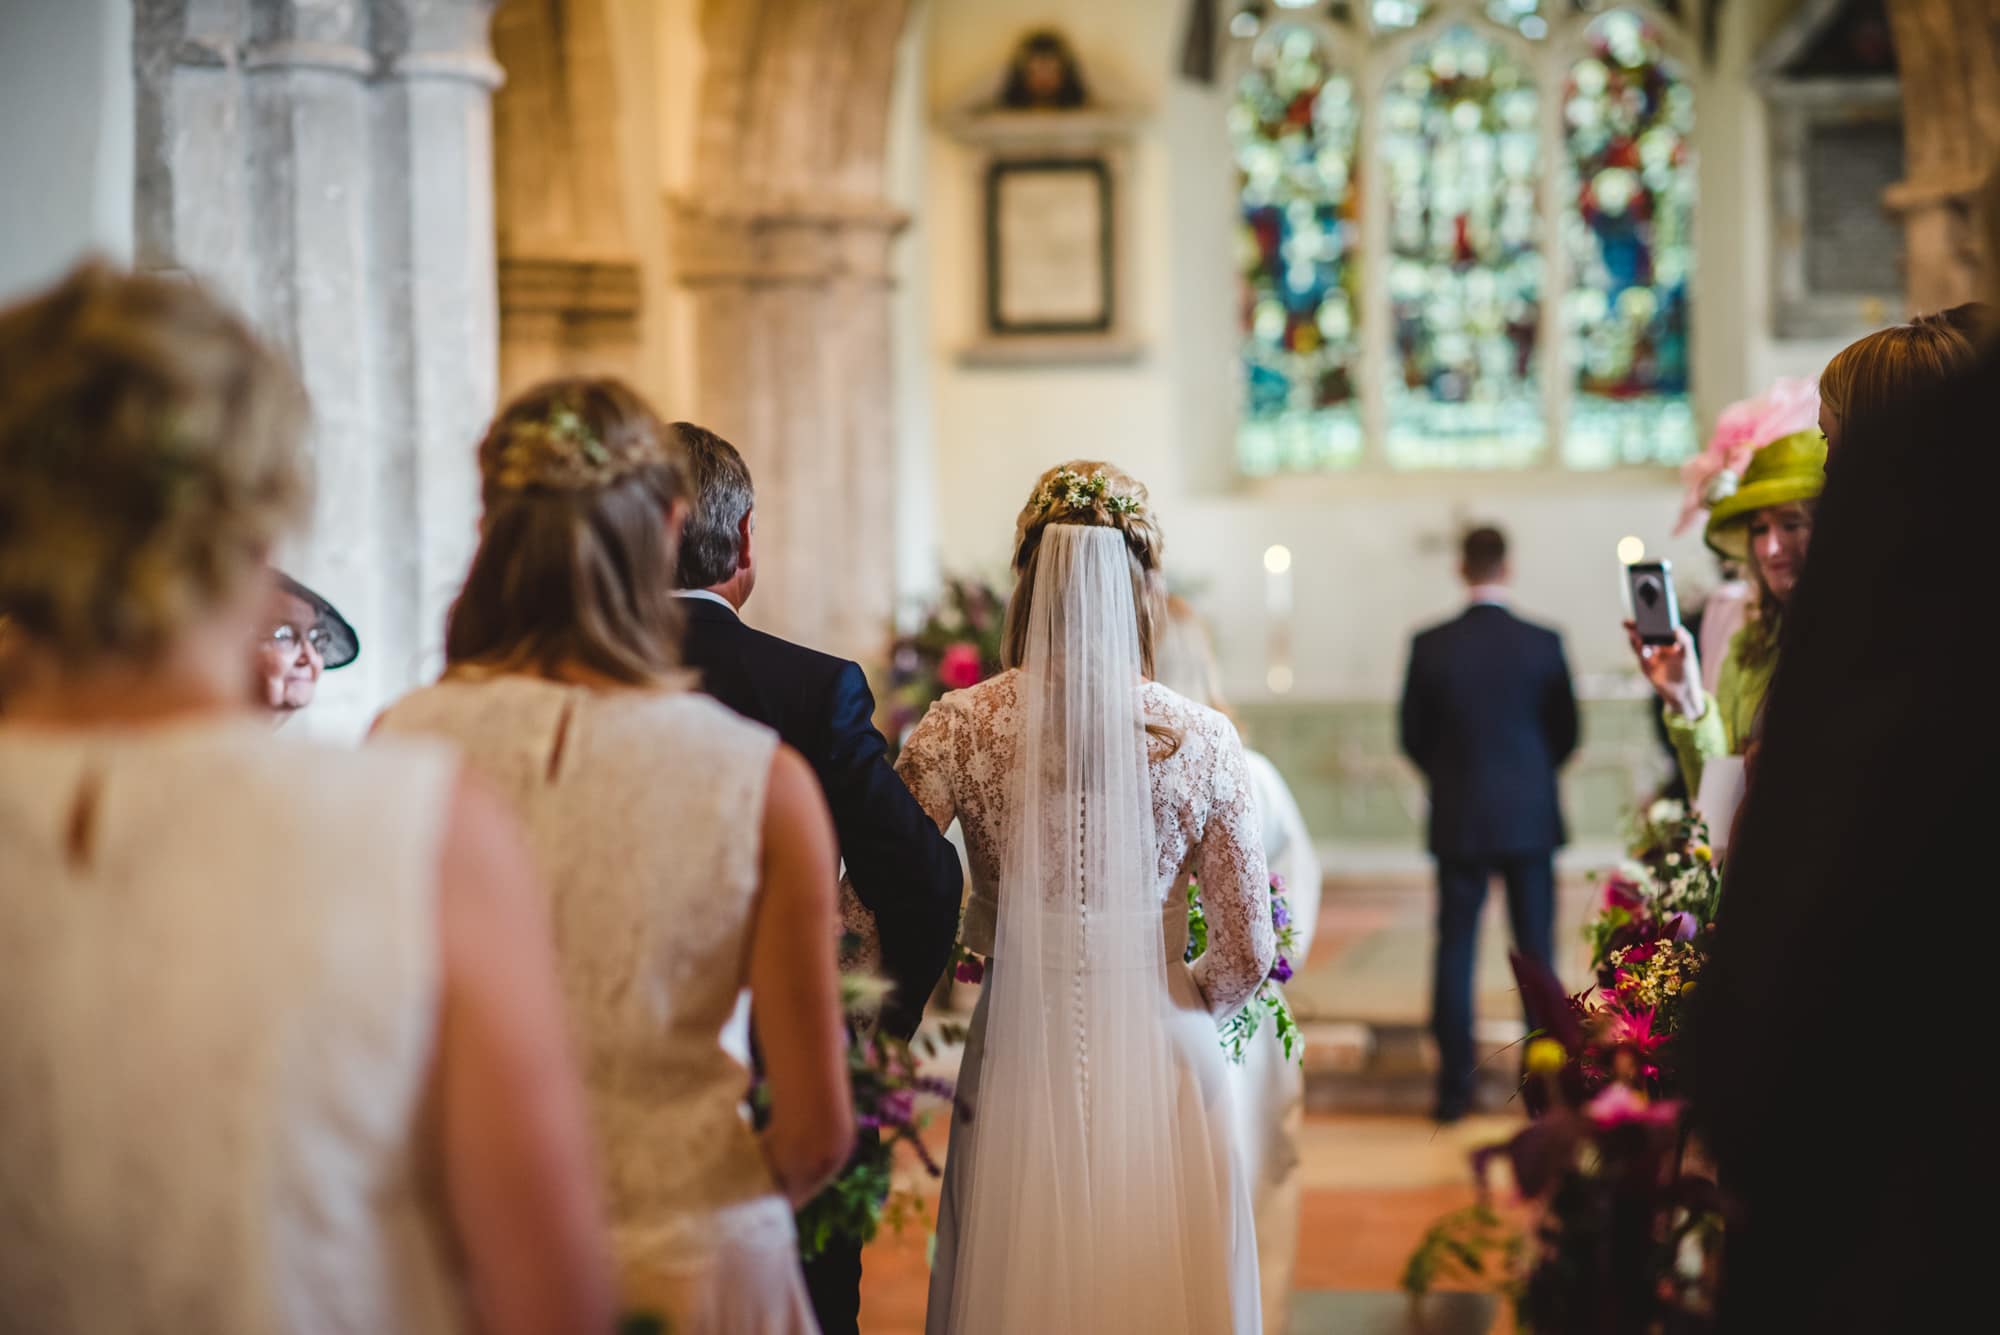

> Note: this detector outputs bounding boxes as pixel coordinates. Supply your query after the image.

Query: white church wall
[0,0,134,301]
[899,0,1887,846]
[909,0,1843,707]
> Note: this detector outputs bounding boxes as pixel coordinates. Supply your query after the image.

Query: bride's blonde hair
[1003,460,1165,677]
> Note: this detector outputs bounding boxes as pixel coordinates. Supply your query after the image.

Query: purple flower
[876,1089,916,1127]
[1666,911,1697,942]
[1271,897,1292,930]
[1270,955,1294,984]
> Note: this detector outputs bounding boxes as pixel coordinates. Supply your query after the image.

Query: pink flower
[1676,377,1820,533]
[939,642,984,691]
[1585,1083,1682,1128]
[954,956,985,985]
[1601,875,1644,912]
[1602,1006,1664,1056]
[877,1089,916,1128]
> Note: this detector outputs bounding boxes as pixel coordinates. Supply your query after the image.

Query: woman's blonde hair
[1818,313,1976,435]
[444,376,687,685]
[0,261,310,665]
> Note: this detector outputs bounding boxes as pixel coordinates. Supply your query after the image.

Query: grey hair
[671,421,755,590]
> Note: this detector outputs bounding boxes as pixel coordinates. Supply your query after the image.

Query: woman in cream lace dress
[376,377,851,1334]
[0,264,612,1333]
[896,463,1274,1334]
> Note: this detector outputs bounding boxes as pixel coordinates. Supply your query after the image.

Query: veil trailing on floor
[944,523,1228,1333]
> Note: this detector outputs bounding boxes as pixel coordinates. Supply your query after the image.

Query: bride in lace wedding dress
[895,463,1274,1334]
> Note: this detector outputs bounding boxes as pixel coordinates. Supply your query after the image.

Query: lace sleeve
[1189,720,1276,1018]
[893,700,957,834]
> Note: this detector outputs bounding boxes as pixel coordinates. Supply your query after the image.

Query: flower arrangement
[1187,874,1303,1063]
[884,576,1009,754]
[753,964,965,1263]
[1404,798,1730,1326]
[1404,1038,1722,1334]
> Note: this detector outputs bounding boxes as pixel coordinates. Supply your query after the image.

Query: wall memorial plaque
[943,28,1143,365]
[986,159,1112,335]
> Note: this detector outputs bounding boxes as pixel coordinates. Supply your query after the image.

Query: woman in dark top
[1688,225,1998,1327]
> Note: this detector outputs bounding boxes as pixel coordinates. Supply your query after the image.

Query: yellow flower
[1692,844,1713,863]
[1526,1037,1567,1076]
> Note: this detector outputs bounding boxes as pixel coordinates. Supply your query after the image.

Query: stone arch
[672,0,915,657]
[491,0,645,393]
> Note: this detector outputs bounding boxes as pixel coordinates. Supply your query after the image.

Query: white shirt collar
[1466,584,1511,608]
[673,589,738,614]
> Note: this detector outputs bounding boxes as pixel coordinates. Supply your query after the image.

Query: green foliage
[796,1148,897,1262]
[1401,1205,1523,1300]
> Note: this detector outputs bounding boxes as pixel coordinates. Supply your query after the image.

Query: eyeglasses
[268,622,334,655]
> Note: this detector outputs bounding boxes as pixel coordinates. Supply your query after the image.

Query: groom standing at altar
[669,422,965,1334]
[1400,525,1579,1124]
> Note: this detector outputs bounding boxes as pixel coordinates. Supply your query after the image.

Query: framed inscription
[984,158,1113,336]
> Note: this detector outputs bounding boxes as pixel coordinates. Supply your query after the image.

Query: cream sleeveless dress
[0,717,465,1333]
[376,675,815,1334]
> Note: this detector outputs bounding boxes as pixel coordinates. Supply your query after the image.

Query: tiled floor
[856,862,1579,1332]
[856,1110,1524,1334]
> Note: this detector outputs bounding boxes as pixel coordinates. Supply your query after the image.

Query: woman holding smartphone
[1628,410,1826,796]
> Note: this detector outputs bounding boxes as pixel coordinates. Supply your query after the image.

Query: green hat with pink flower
[1678,379,1827,561]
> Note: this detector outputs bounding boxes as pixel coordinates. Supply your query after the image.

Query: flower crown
[1032,467,1144,519]
[492,401,662,492]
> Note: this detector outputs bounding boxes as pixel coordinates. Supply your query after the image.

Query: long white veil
[945,523,1227,1333]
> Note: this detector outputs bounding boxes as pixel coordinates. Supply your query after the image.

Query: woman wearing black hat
[254,571,359,717]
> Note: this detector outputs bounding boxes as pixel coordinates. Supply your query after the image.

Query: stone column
[825,207,908,659]
[674,0,914,664]
[240,1,389,737]
[490,0,645,397]
[1885,0,2000,311]
[133,0,504,736]
[669,199,909,663]
[373,0,503,689]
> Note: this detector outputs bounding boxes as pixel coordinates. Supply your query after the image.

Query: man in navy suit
[1399,526,1579,1123]
[670,422,963,1335]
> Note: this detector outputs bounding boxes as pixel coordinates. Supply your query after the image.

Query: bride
[895,462,1274,1333]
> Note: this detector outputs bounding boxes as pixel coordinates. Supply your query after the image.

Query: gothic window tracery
[1230,0,1699,474]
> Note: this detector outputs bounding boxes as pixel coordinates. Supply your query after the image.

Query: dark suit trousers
[1430,854,1556,1108]
[803,1237,862,1335]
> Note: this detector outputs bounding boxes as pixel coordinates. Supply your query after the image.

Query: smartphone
[1625,560,1682,646]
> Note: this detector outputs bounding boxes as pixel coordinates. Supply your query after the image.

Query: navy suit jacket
[677,595,964,1038]
[1398,603,1580,860]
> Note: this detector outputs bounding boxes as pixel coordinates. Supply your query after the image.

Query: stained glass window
[1371,0,1435,31]
[1561,10,1695,466]
[1233,24,1364,474]
[1379,24,1544,467]
[1226,0,1696,475]
[1486,0,1549,40]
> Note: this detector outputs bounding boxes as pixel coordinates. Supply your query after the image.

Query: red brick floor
[855,1112,1522,1334]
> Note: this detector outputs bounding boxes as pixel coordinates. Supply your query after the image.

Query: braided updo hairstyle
[0,261,310,667]
[444,376,688,685]
[1002,460,1167,679]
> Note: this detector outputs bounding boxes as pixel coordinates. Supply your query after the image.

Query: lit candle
[1264,544,1294,695]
